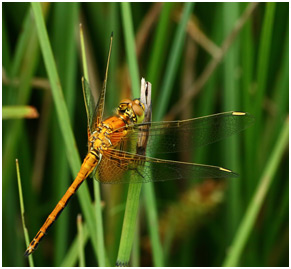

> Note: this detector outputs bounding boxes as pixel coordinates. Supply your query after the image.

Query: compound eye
[132,103,144,117]
[133,99,140,105]
[133,99,146,111]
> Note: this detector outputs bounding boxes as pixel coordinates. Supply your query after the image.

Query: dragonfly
[24,34,254,256]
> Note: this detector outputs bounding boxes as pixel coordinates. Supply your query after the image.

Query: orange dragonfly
[24,35,254,256]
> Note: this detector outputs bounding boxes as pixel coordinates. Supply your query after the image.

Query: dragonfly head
[118,98,145,124]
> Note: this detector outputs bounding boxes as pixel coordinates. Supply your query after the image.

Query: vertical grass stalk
[117,183,143,265]
[117,3,143,266]
[222,2,241,240]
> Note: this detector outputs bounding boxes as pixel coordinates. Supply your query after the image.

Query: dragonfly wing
[96,149,238,184]
[91,131,136,182]
[95,151,128,183]
[82,77,96,136]
[91,81,106,131]
[111,111,255,156]
[90,34,113,132]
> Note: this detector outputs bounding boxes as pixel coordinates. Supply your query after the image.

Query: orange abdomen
[24,152,98,256]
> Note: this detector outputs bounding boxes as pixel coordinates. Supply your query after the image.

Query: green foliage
[3,3,288,267]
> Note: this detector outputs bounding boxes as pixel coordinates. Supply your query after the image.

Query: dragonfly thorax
[89,126,113,152]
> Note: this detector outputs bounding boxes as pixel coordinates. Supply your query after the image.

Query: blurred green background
[2,2,289,267]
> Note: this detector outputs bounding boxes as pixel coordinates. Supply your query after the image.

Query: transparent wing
[110,111,255,156]
[91,134,133,182]
[95,149,238,184]
[90,79,107,131]
[81,34,113,136]
[90,34,113,132]
[82,77,96,134]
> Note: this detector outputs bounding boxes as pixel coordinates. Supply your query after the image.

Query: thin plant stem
[16,159,34,267]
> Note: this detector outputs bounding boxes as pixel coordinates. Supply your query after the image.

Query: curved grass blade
[31,2,99,259]
[51,3,79,264]
[222,117,289,266]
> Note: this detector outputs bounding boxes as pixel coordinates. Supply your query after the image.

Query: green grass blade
[241,2,255,201]
[16,159,34,267]
[60,223,89,267]
[77,215,85,267]
[80,25,89,80]
[31,2,99,259]
[132,218,140,267]
[146,2,174,90]
[2,12,11,75]
[31,2,80,172]
[270,28,289,140]
[143,183,164,266]
[253,3,276,122]
[194,4,222,164]
[263,179,288,260]
[2,106,38,119]
[107,3,120,112]
[93,181,107,266]
[154,2,195,121]
[3,7,34,105]
[51,3,79,265]
[121,2,140,98]
[250,3,276,178]
[222,117,289,267]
